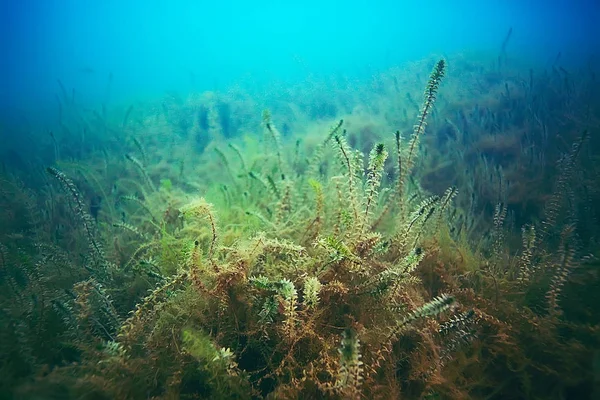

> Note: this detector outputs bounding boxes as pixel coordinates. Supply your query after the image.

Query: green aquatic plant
[362,142,388,232]
[399,59,446,205]
[5,54,599,400]
[303,276,322,310]
[373,59,447,230]
[126,152,156,192]
[24,58,453,399]
[76,58,460,399]
[46,167,107,270]
[332,328,364,400]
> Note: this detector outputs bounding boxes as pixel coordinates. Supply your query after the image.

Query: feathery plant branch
[518,224,537,283]
[228,143,248,175]
[539,130,588,243]
[398,294,455,331]
[46,167,106,265]
[120,194,158,223]
[398,194,440,253]
[399,59,446,199]
[214,147,238,187]
[545,224,585,316]
[333,134,360,227]
[181,198,219,264]
[435,186,458,230]
[334,328,364,400]
[125,153,156,192]
[362,143,388,233]
[371,132,402,229]
[308,119,344,179]
[262,109,286,179]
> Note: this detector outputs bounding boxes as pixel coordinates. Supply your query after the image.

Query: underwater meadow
[2,1,600,399]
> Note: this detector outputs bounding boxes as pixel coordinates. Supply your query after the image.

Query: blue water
[1,0,598,126]
[1,1,600,398]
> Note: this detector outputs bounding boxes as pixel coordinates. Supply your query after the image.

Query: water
[1,1,599,399]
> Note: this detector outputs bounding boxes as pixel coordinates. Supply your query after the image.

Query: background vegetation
[1,52,599,399]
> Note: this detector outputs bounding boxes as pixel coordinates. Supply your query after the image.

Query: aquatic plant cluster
[1,54,599,399]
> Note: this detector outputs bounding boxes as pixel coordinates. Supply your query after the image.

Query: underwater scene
[1,1,600,399]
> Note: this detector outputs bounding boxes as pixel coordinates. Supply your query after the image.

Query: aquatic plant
[2,53,599,400]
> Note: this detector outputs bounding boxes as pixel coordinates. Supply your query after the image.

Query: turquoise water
[1,1,599,399]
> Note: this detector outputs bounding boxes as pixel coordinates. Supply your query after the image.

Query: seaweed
[2,54,599,400]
